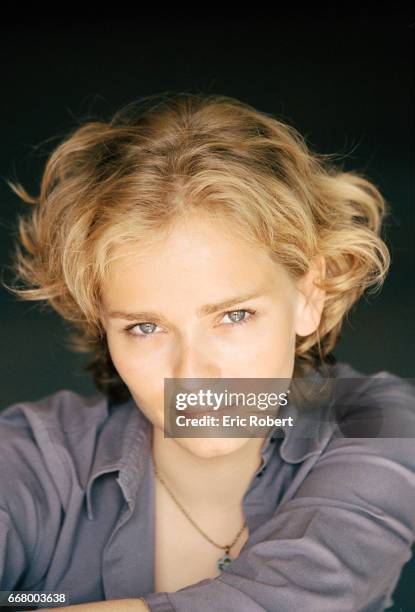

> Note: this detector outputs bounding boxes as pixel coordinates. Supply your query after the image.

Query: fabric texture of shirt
[0,361,415,612]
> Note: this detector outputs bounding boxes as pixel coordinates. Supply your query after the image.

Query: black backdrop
[0,9,414,609]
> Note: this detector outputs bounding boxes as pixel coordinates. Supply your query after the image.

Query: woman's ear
[294,255,326,337]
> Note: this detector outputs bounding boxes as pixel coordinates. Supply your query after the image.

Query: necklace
[153,460,247,571]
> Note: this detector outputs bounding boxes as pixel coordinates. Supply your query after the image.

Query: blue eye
[124,308,256,339]
[124,322,159,337]
[221,309,256,326]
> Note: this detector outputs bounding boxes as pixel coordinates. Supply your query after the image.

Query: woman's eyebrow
[108,289,268,321]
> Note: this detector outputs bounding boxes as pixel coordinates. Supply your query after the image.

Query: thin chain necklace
[153,460,247,571]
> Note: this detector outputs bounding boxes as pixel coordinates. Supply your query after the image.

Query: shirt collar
[85,364,336,520]
[259,365,336,466]
[85,399,152,520]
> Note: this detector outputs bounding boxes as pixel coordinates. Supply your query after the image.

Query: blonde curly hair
[3,92,390,404]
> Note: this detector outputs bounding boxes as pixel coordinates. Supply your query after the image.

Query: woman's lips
[174,402,241,418]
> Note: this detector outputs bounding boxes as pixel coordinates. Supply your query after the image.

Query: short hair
[3,92,390,404]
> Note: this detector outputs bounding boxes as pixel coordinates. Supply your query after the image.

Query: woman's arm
[35,599,149,611]
[139,381,415,611]
[53,391,414,612]
[142,439,415,611]
[7,382,415,612]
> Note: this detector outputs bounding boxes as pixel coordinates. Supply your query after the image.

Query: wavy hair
[3,92,391,404]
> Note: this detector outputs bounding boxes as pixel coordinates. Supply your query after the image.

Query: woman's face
[100,214,319,458]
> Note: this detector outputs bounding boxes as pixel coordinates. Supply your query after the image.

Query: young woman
[1,93,414,612]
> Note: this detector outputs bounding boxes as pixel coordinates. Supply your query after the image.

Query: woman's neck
[151,426,265,513]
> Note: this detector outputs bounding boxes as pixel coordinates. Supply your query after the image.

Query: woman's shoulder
[280,360,415,464]
[326,361,415,437]
[0,389,114,516]
[0,389,141,568]
[320,359,412,386]
[0,389,105,490]
[0,388,145,504]
[310,361,415,480]
[0,387,109,433]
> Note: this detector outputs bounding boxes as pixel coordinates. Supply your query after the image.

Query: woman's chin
[174,436,252,459]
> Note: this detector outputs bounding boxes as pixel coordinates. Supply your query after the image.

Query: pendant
[217,547,233,571]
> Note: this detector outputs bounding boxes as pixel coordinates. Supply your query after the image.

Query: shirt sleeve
[0,405,63,603]
[143,389,415,611]
[0,508,27,590]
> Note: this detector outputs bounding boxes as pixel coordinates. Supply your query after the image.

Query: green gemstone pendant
[217,547,232,571]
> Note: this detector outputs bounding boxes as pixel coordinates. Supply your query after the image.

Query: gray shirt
[1,361,415,612]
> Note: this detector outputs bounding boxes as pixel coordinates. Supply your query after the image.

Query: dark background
[0,10,414,609]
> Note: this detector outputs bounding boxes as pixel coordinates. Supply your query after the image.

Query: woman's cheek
[108,335,152,375]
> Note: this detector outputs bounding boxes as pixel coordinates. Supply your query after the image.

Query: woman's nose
[172,339,221,380]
